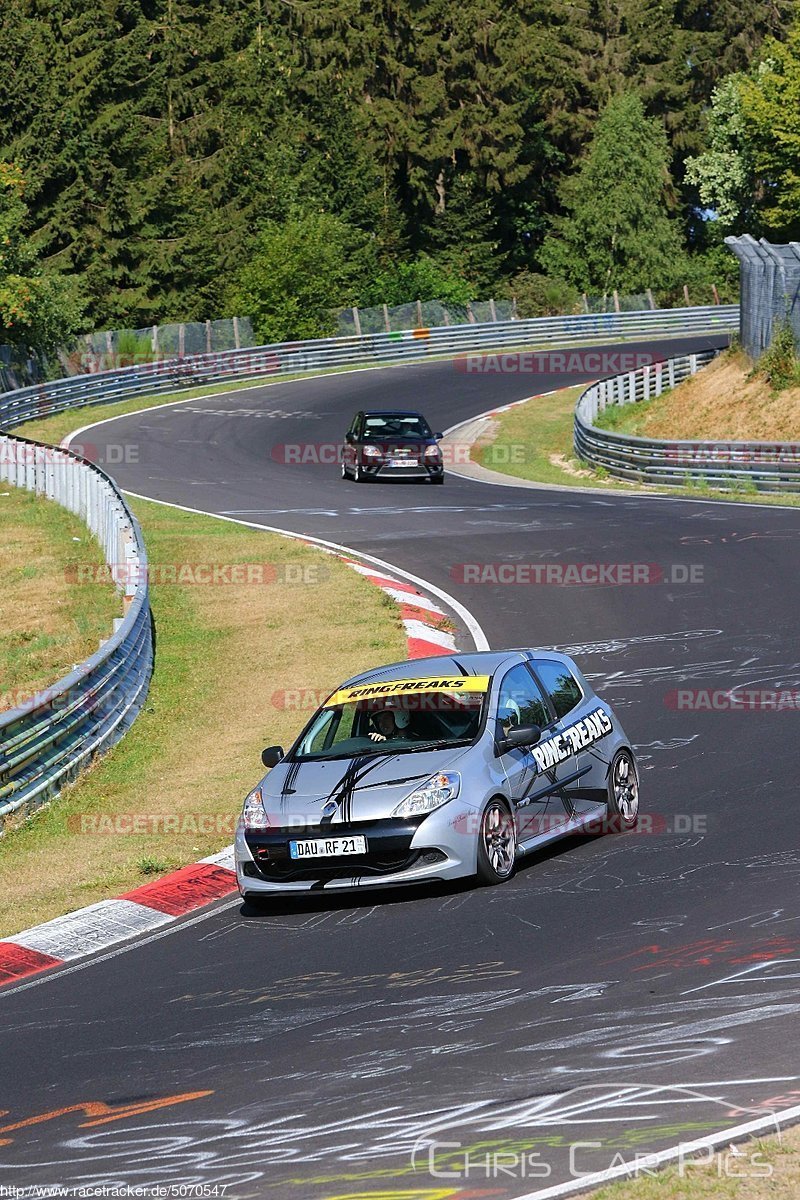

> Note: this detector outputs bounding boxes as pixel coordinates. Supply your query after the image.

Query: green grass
[471,384,639,490]
[0,484,120,701]
[593,395,657,435]
[590,1125,800,1199]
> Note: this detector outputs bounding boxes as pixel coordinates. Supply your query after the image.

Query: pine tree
[539,93,685,293]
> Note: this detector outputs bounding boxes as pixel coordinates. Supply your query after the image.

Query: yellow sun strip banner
[324,676,491,707]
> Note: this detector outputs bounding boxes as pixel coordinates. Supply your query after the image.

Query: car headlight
[362,445,381,458]
[392,772,461,817]
[424,444,441,458]
[243,785,269,830]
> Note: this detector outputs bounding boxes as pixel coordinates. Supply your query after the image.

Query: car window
[299,704,358,756]
[534,659,583,719]
[291,684,487,760]
[496,664,549,735]
[363,415,432,439]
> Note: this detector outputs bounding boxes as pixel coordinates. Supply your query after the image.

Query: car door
[343,413,362,471]
[495,662,575,846]
[531,657,608,821]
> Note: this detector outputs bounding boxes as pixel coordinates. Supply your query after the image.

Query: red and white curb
[0,563,458,988]
[343,558,457,657]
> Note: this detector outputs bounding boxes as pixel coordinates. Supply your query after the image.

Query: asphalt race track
[3,332,800,1199]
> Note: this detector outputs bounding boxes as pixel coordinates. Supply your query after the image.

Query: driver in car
[368,698,416,742]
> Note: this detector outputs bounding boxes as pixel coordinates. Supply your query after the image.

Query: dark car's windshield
[290,679,488,761]
[362,414,433,440]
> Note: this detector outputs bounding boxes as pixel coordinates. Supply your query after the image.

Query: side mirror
[497,724,542,754]
[261,745,284,768]
[345,431,355,444]
[433,432,444,441]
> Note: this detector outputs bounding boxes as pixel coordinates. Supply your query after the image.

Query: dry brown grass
[0,497,406,936]
[0,484,119,706]
[614,350,800,442]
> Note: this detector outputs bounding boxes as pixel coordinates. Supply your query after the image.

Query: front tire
[606,749,639,832]
[354,461,367,483]
[431,473,445,485]
[341,460,352,480]
[476,799,516,885]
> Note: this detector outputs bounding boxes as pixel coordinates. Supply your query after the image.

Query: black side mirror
[345,431,355,444]
[261,745,284,768]
[433,432,444,440]
[497,724,542,754]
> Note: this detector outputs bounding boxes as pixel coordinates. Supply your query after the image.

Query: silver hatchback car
[235,650,639,898]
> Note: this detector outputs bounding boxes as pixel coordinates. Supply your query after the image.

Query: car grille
[250,846,420,882]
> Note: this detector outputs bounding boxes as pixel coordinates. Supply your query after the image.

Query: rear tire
[605,749,639,832]
[476,798,516,885]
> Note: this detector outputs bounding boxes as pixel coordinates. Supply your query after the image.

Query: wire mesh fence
[0,318,256,391]
[725,235,800,360]
[333,299,516,335]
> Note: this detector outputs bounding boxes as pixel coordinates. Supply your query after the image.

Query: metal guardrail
[0,306,737,432]
[574,352,800,492]
[0,435,153,825]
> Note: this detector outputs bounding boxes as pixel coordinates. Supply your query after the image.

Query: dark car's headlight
[362,445,381,458]
[392,772,461,817]
[424,445,441,459]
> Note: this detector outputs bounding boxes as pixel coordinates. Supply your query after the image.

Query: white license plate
[289,836,367,859]
[388,458,418,467]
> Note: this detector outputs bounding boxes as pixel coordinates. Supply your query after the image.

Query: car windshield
[362,414,432,440]
[291,679,488,761]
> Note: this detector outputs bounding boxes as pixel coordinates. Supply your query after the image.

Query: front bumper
[361,458,443,480]
[235,813,471,894]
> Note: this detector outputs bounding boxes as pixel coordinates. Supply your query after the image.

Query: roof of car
[339,649,568,689]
